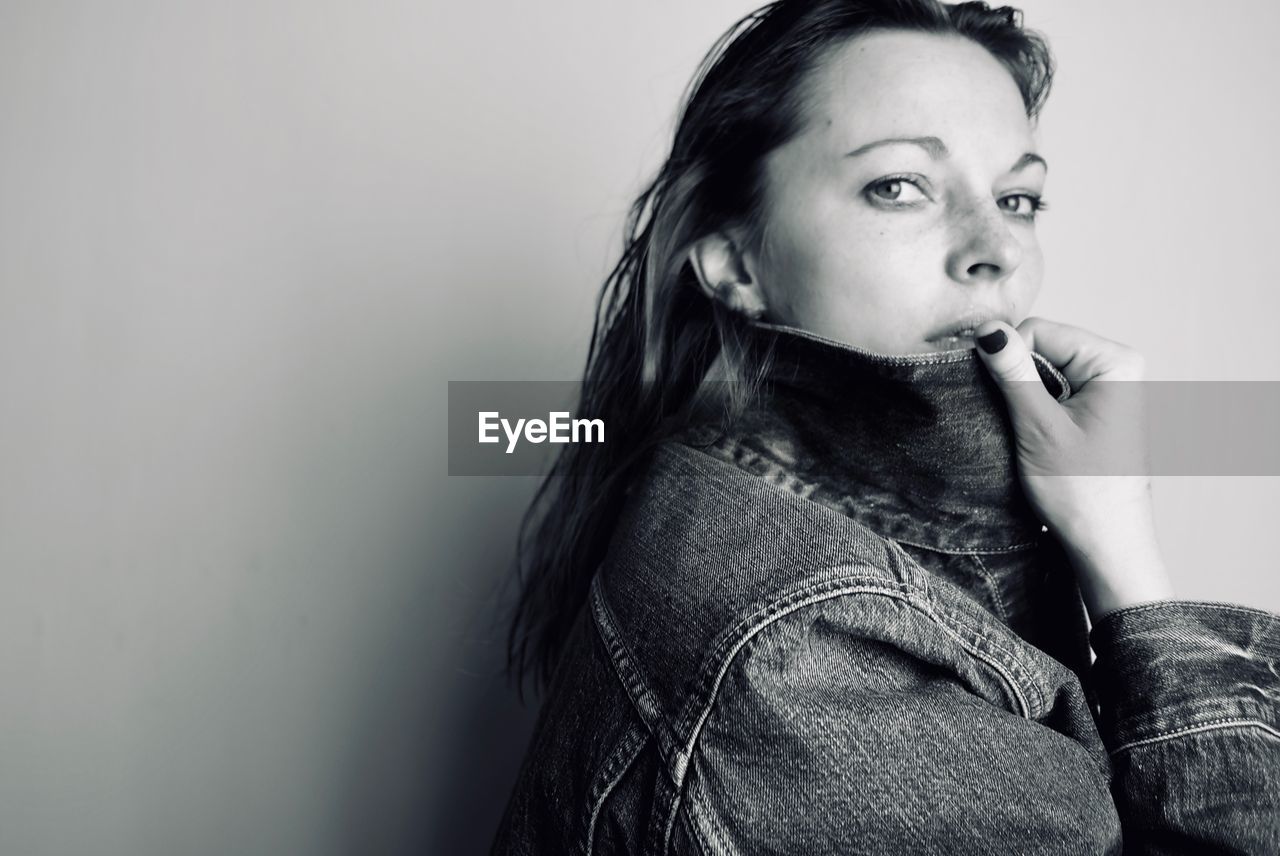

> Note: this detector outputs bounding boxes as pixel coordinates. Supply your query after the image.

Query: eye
[998,193,1049,219]
[865,175,929,205]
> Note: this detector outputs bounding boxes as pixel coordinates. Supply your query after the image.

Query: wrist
[1078,565,1175,623]
[1059,534,1175,622]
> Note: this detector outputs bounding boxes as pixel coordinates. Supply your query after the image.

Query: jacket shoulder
[595,440,928,764]
[574,439,1132,853]
[668,585,1120,855]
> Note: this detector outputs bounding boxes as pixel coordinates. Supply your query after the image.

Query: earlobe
[687,232,768,319]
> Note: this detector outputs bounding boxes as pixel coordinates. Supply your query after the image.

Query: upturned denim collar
[677,319,1074,554]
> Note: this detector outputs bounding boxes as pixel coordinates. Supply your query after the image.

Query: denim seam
[751,319,975,366]
[589,576,681,783]
[898,539,933,596]
[886,533,1038,556]
[1102,600,1280,623]
[712,436,1040,554]
[676,577,918,785]
[918,596,1038,718]
[1095,601,1280,659]
[889,539,1046,715]
[1112,718,1280,756]
[968,553,1011,626]
[677,803,715,856]
[675,571,917,747]
[676,572,1039,795]
[659,782,683,856]
[683,770,734,856]
[583,724,648,856]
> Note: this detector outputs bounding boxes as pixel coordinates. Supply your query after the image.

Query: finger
[1014,316,1126,385]
[973,320,1070,438]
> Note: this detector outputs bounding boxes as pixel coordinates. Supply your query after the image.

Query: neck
[680,319,1072,553]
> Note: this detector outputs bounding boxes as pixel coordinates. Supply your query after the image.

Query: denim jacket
[492,320,1280,855]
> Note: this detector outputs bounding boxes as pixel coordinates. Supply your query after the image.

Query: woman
[493,1,1280,853]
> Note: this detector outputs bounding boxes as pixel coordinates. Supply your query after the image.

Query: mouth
[924,329,979,350]
[924,312,1007,350]
[926,330,972,350]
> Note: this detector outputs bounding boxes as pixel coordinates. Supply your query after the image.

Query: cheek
[753,204,839,316]
[815,218,942,325]
[1010,241,1045,319]
[773,199,934,285]
[760,204,941,323]
[774,237,942,349]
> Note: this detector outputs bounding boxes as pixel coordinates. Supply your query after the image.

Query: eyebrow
[844,135,1048,173]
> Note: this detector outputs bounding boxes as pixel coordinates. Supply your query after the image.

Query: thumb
[973,320,1068,440]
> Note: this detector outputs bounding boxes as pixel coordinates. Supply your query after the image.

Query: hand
[973,317,1174,620]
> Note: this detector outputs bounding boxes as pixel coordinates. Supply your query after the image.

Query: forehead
[797,29,1033,150]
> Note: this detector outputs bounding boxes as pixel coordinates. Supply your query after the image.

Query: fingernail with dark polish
[977,330,1007,354]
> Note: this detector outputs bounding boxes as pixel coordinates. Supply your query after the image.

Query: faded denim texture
[492,320,1280,855]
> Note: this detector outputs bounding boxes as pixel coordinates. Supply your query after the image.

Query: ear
[687,231,768,319]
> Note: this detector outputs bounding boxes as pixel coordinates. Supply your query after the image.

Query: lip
[924,332,978,349]
[925,311,1009,346]
[922,334,980,354]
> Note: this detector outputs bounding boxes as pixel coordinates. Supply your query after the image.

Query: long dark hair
[503,0,1055,698]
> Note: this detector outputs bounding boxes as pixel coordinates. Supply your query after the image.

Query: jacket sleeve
[1088,599,1280,854]
[668,594,1125,856]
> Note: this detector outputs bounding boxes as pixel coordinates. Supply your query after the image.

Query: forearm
[1061,534,1175,622]
[1051,493,1175,622]
[1058,503,1280,852]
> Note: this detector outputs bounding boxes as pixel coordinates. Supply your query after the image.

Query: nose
[945,196,1023,284]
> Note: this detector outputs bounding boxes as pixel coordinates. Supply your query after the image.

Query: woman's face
[745,30,1048,354]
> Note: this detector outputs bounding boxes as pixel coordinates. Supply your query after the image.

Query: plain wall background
[2,2,1277,854]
